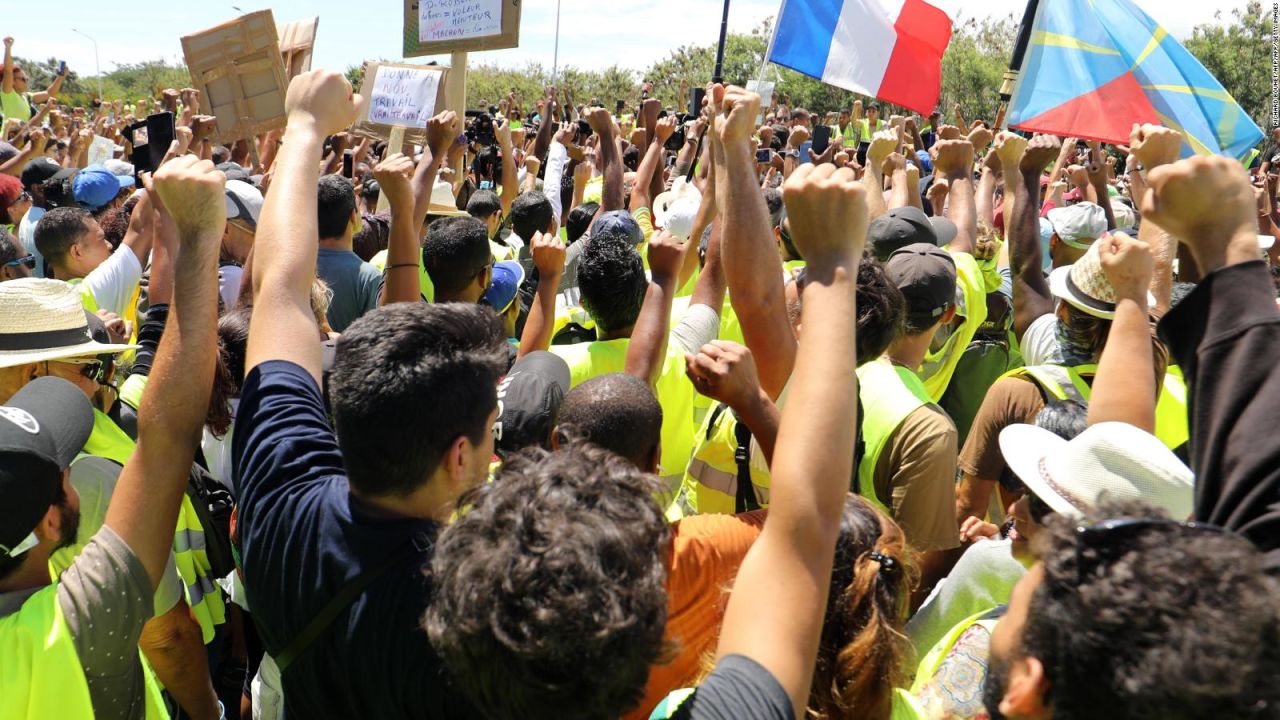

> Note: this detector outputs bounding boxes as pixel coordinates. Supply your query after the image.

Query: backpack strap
[275,531,432,673]
[732,413,760,514]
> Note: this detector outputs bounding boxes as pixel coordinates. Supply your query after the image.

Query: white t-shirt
[83,244,143,317]
[18,206,45,277]
[219,264,245,310]
[1020,312,1064,367]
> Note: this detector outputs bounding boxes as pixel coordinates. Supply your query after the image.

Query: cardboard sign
[403,0,522,56]
[181,11,289,144]
[351,62,450,147]
[278,16,320,79]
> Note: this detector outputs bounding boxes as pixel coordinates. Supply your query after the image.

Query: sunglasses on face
[3,254,35,269]
[52,357,111,384]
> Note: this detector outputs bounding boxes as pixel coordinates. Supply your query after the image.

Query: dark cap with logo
[494,351,571,459]
[0,377,93,557]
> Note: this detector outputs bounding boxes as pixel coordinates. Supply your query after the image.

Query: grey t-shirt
[316,248,385,332]
[0,525,154,720]
[671,654,793,720]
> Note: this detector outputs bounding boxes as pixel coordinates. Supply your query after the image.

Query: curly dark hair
[811,494,919,720]
[425,441,672,720]
[1018,499,1280,719]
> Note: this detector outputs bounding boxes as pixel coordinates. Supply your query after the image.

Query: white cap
[661,198,700,241]
[999,422,1194,519]
[224,180,264,230]
[1047,201,1108,249]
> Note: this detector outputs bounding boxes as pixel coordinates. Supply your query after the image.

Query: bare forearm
[597,131,624,213]
[625,275,677,386]
[517,271,562,356]
[888,168,910,209]
[1093,178,1116,230]
[1087,296,1155,432]
[976,169,997,230]
[630,137,664,212]
[945,172,977,254]
[1012,170,1054,336]
[141,604,219,720]
[254,124,323,300]
[382,192,423,306]
[410,153,445,239]
[862,166,887,219]
[956,474,994,525]
[500,141,517,216]
[532,104,555,162]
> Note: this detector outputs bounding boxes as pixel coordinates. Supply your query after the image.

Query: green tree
[939,14,1017,123]
[1184,1,1271,127]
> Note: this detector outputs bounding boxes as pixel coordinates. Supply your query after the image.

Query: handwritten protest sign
[403,0,521,56]
[351,62,450,146]
[368,66,442,126]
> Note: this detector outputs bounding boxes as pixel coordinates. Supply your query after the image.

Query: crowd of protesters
[0,29,1278,720]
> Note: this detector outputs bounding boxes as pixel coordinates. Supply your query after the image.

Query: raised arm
[1090,231,1156,431]
[246,70,363,383]
[624,230,685,386]
[495,118,518,217]
[1004,133,1059,339]
[715,145,867,720]
[531,85,557,163]
[516,231,567,356]
[2,37,13,94]
[411,112,461,239]
[1086,141,1117,230]
[714,86,796,400]
[630,115,676,213]
[862,130,897,220]
[934,138,977,254]
[104,156,224,588]
[686,340,780,463]
[586,107,624,217]
[1128,124,1184,316]
[372,153,420,306]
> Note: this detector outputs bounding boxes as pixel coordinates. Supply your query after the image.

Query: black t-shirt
[671,655,793,720]
[232,360,475,719]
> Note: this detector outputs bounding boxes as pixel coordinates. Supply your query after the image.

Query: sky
[4,0,1252,82]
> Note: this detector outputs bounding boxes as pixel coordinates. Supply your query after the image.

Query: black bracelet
[388,263,418,269]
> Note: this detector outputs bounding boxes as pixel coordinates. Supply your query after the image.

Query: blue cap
[72,164,135,212]
[482,260,525,314]
[915,149,933,173]
[590,210,644,247]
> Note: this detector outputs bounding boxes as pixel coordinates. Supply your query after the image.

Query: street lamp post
[70,28,102,99]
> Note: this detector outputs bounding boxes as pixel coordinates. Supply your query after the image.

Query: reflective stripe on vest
[680,403,772,517]
[1003,364,1189,450]
[82,408,225,643]
[919,252,988,401]
[0,585,169,719]
[910,606,1005,697]
[856,358,934,513]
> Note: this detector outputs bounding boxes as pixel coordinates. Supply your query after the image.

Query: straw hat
[999,422,1194,520]
[426,180,468,217]
[1048,237,1156,320]
[0,279,139,368]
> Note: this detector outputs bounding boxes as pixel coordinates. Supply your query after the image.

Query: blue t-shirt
[315,248,384,332]
[232,360,474,719]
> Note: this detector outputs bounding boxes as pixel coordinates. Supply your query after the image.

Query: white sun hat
[998,421,1194,520]
[0,279,139,369]
[426,180,468,217]
[653,176,701,229]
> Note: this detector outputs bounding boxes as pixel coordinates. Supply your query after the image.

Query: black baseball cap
[869,207,939,261]
[20,157,76,191]
[494,351,570,459]
[886,243,957,325]
[0,377,94,557]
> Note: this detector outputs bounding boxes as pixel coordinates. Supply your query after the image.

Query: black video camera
[465,110,498,147]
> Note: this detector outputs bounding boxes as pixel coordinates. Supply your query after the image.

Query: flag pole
[755,0,787,86]
[713,0,732,83]
[997,0,1042,130]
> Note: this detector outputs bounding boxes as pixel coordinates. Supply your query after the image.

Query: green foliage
[1183,1,1271,127]
[94,60,191,107]
[939,14,1017,123]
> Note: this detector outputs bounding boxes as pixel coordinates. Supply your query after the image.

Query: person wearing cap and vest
[0,155,226,720]
[0,278,223,717]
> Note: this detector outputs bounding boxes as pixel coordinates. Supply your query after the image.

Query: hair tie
[868,551,897,574]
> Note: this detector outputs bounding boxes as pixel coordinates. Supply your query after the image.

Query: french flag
[767,0,954,115]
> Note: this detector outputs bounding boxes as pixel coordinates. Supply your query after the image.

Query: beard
[56,502,81,551]
[983,651,1013,720]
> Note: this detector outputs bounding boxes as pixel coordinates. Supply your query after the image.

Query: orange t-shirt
[626,510,767,720]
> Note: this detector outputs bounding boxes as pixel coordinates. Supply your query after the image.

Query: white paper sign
[419,0,502,43]
[746,80,775,109]
[368,67,442,127]
[87,135,116,167]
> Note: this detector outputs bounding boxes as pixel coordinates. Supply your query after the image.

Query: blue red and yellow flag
[1007,0,1262,158]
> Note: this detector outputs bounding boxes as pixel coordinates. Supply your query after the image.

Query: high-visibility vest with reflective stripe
[0,585,168,719]
[83,406,225,643]
[1002,364,1189,451]
[66,278,140,361]
[66,278,98,314]
[910,607,1004,697]
[679,403,772,517]
[550,339,696,509]
[919,252,988,401]
[856,358,934,513]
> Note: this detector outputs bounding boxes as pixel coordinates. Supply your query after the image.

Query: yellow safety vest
[856,358,934,514]
[919,252,988,401]
[0,585,168,719]
[857,117,886,143]
[66,278,140,362]
[369,248,435,303]
[910,607,1003,697]
[678,403,772,519]
[1003,364,1190,451]
[83,406,226,644]
[550,338,696,509]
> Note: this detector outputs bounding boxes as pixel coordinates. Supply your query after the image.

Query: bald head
[554,374,662,472]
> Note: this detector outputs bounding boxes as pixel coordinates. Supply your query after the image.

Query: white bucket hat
[653,176,701,229]
[0,279,139,368]
[426,180,468,217]
[999,421,1194,520]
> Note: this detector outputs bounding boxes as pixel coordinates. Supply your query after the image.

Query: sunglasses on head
[3,254,35,269]
[1073,517,1232,586]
